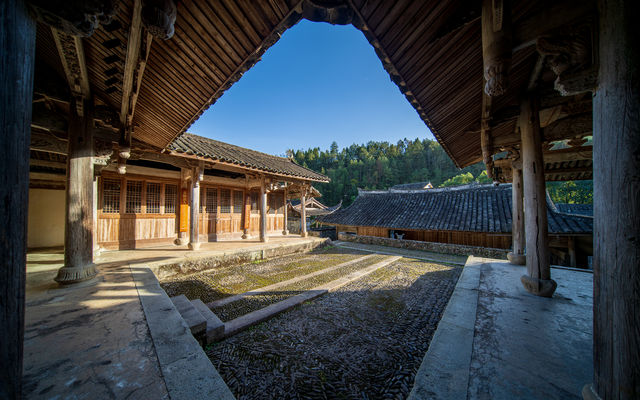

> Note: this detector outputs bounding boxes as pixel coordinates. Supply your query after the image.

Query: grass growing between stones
[208,257,462,399]
[212,254,388,322]
[160,247,368,304]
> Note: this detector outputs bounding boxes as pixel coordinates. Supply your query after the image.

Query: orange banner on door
[180,188,189,232]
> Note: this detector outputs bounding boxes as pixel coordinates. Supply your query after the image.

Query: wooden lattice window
[206,188,217,214]
[102,178,121,214]
[126,180,142,213]
[164,184,177,214]
[146,183,161,213]
[250,191,259,213]
[220,189,231,213]
[233,190,243,214]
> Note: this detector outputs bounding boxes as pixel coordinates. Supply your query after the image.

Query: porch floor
[23,234,323,399]
[409,256,593,400]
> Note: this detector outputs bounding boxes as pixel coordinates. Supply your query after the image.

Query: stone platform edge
[146,237,330,280]
[130,265,236,400]
[408,255,489,400]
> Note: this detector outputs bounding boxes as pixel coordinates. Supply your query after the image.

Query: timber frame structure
[1,0,638,399]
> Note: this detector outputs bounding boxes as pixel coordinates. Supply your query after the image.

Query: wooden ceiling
[33,0,597,180]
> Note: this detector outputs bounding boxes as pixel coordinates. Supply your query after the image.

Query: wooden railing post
[0,0,35,396]
[508,159,525,265]
[55,97,97,284]
[519,95,556,297]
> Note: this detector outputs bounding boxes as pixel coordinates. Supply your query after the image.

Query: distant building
[320,183,593,267]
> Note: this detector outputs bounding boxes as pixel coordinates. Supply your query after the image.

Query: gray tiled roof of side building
[169,133,329,182]
[320,183,592,234]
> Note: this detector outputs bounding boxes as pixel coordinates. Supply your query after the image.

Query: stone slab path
[207,254,376,308]
[333,240,468,265]
[223,256,401,337]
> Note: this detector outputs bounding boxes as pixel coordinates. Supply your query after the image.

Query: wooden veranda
[1,1,638,398]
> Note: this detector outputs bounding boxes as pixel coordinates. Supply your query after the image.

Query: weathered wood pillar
[259,176,268,242]
[93,177,100,255]
[508,161,525,265]
[567,236,576,268]
[242,191,250,239]
[519,96,556,297]
[177,167,190,245]
[188,166,202,250]
[0,1,35,397]
[300,185,308,238]
[282,185,289,235]
[584,1,640,398]
[55,98,97,284]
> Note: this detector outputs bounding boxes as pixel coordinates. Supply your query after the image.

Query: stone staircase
[170,295,225,346]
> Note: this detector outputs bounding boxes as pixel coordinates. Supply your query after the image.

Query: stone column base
[55,264,97,285]
[282,230,289,235]
[507,252,526,265]
[188,242,201,251]
[241,231,248,239]
[175,235,188,246]
[300,232,308,238]
[581,384,602,400]
[520,275,557,297]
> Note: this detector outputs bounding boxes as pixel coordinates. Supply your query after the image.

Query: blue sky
[189,19,434,157]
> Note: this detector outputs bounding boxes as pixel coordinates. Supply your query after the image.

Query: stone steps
[191,299,225,344]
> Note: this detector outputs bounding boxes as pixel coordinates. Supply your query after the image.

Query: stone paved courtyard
[177,253,464,399]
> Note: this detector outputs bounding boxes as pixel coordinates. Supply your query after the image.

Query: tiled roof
[168,133,329,182]
[554,203,593,216]
[390,182,433,190]
[320,184,592,234]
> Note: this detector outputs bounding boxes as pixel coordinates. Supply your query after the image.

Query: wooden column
[242,192,250,239]
[259,176,268,242]
[300,186,308,238]
[508,161,525,265]
[93,177,100,255]
[0,1,35,396]
[519,96,556,297]
[177,167,189,245]
[567,236,576,268]
[282,185,289,235]
[55,98,97,284]
[585,1,640,398]
[188,166,201,250]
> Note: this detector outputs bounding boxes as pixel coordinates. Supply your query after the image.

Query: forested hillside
[288,138,484,206]
[289,138,593,208]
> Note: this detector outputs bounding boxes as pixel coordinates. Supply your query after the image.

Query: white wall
[28,188,65,248]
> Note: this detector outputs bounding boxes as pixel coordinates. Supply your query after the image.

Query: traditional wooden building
[321,184,592,267]
[29,132,329,250]
[2,0,638,398]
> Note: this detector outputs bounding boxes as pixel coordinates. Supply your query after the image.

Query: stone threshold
[223,256,401,338]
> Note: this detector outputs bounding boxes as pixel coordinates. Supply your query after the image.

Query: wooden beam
[30,130,68,154]
[0,1,34,396]
[543,147,592,163]
[119,0,144,158]
[512,0,595,52]
[29,159,66,169]
[493,113,593,148]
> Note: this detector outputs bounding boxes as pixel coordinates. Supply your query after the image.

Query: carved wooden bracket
[141,0,177,40]
[481,0,512,97]
[536,25,598,96]
[51,28,90,116]
[28,0,117,37]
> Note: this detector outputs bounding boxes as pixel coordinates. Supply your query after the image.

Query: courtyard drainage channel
[208,257,463,399]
